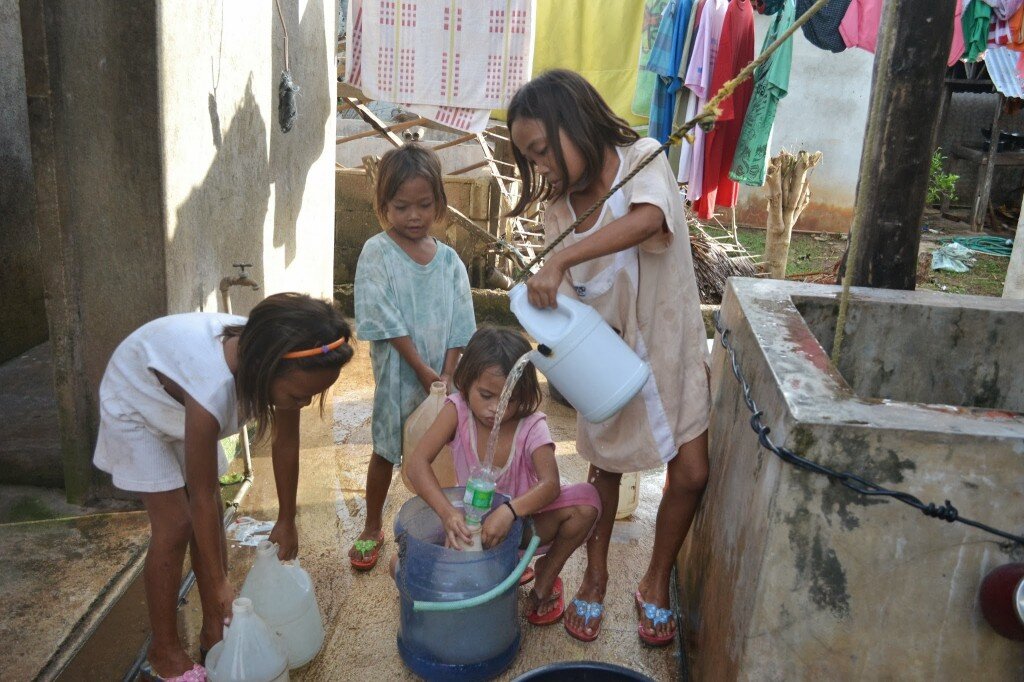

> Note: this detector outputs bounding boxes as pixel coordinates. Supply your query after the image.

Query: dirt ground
[52,338,682,681]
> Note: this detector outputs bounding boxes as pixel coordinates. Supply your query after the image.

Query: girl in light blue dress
[351,143,475,570]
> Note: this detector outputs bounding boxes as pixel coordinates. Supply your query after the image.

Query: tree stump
[763,150,822,279]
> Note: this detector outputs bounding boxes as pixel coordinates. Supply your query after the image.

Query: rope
[512,0,834,283]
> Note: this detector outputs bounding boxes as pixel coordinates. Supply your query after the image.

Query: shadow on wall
[171,75,270,314]
[271,0,331,267]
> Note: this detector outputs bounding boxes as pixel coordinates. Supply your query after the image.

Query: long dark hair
[506,69,639,216]
[223,293,353,439]
[373,142,448,227]
[453,326,543,421]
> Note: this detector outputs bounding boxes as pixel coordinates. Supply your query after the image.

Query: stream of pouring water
[483,352,534,470]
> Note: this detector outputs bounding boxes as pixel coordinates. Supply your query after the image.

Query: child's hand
[416,366,443,394]
[269,519,298,561]
[526,255,566,309]
[481,504,514,549]
[443,510,473,550]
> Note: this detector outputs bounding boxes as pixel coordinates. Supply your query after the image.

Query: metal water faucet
[220,263,260,294]
[219,263,260,314]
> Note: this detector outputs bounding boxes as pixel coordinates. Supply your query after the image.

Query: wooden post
[845,0,956,290]
[972,95,1003,232]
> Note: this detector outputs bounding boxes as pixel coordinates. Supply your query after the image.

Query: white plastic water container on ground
[240,541,325,668]
[206,598,289,682]
[616,471,640,520]
[508,284,650,423]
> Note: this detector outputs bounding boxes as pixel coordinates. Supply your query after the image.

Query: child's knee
[562,504,599,538]
[154,509,193,547]
[668,456,709,496]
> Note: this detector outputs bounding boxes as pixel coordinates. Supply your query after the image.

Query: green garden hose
[413,534,541,612]
[942,236,1014,257]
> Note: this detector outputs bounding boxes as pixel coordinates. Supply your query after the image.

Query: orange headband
[281,336,349,359]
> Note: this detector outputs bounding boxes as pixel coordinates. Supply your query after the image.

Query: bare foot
[148,644,197,679]
[636,573,675,640]
[524,555,559,618]
[563,567,607,639]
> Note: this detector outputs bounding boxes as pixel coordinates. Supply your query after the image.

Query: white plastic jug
[400,381,456,493]
[239,541,325,669]
[615,471,640,520]
[508,284,650,423]
[206,598,289,682]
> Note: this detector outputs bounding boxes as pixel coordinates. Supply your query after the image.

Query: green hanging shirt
[729,0,796,187]
[962,0,992,63]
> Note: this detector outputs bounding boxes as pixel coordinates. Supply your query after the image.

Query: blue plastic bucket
[394,487,524,682]
[512,661,656,681]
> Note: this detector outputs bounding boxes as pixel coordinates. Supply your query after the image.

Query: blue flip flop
[565,598,604,642]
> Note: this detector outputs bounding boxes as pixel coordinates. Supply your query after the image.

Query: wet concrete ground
[14,339,680,680]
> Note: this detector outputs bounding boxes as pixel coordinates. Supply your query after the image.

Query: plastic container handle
[412,533,542,613]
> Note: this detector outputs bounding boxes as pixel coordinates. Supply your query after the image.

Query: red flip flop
[519,566,535,586]
[634,590,675,647]
[349,533,385,571]
[526,577,565,626]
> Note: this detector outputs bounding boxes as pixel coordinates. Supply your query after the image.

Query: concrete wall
[18,0,336,500]
[0,0,47,362]
[335,168,495,283]
[160,0,336,315]
[680,278,1024,680]
[20,0,169,500]
[734,17,876,233]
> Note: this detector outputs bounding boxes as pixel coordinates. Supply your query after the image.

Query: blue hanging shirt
[646,0,695,144]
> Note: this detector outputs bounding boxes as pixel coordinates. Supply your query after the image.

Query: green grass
[733,226,1010,297]
[917,253,1009,297]
[735,227,847,278]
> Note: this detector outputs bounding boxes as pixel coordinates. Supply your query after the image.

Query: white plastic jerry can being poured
[205,598,289,682]
[508,284,650,423]
[239,541,325,669]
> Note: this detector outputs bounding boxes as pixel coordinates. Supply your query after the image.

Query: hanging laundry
[693,0,755,219]
[1009,3,1024,48]
[532,0,649,126]
[985,0,1024,20]
[838,0,881,52]
[753,0,787,15]
[647,0,695,144]
[963,0,993,61]
[679,0,730,197]
[992,17,1015,47]
[795,0,853,53]
[950,2,966,66]
[730,0,796,187]
[345,0,535,132]
[840,1,966,68]
[633,0,673,118]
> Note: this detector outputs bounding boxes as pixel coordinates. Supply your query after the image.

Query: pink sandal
[141,662,207,681]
